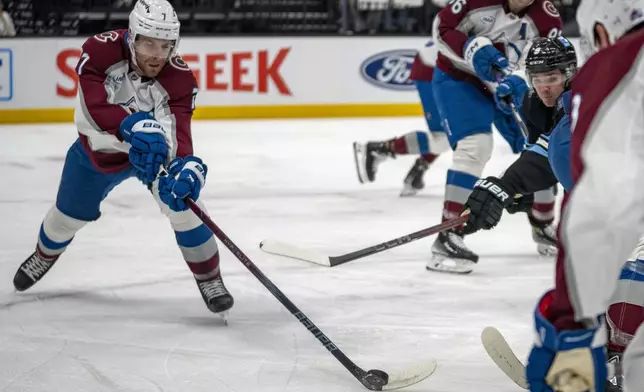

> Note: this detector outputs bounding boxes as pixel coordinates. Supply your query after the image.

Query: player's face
[133,36,175,78]
[530,70,565,107]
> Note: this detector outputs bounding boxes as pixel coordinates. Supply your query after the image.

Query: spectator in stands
[0,1,16,36]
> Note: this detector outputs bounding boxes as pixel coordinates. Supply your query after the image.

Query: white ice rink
[0,118,560,392]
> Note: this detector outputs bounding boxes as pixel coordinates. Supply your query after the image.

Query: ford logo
[360,49,417,91]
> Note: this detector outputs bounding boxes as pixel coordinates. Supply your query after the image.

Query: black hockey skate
[400,158,430,197]
[352,141,395,183]
[196,276,234,322]
[13,250,58,292]
[529,216,558,256]
[427,229,478,274]
[606,351,624,391]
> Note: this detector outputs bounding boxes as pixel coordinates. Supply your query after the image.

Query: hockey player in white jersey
[523,0,644,391]
[12,0,234,317]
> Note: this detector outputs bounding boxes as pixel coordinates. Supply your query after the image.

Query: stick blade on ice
[381,359,438,391]
[259,240,332,266]
[480,326,529,389]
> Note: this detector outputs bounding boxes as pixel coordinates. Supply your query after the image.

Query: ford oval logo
[360,49,417,91]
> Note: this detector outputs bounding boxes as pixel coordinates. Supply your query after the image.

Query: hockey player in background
[12,0,235,317]
[357,0,562,274]
[521,0,644,391]
[462,36,579,251]
[353,41,450,197]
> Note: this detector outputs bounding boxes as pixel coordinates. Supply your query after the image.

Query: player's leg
[399,80,450,196]
[150,183,233,315]
[605,251,644,390]
[427,69,495,272]
[352,80,449,187]
[14,139,134,291]
[529,187,558,255]
[622,322,644,392]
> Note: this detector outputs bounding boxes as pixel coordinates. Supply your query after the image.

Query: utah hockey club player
[462,36,579,255]
[12,0,234,318]
[522,0,644,391]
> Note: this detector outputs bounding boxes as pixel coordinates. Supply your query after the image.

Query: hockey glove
[463,36,509,82]
[506,193,534,214]
[495,75,529,115]
[120,111,168,184]
[158,156,208,212]
[526,290,608,392]
[463,176,513,234]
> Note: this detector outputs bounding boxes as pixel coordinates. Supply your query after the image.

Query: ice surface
[0,118,560,391]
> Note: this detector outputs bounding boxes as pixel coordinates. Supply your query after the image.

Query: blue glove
[526,290,608,392]
[158,156,208,212]
[494,110,525,154]
[495,75,529,115]
[463,36,509,82]
[119,111,168,184]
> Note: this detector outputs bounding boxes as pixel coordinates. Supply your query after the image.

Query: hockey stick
[260,215,469,267]
[480,326,529,389]
[495,68,529,138]
[186,198,437,390]
[481,326,623,391]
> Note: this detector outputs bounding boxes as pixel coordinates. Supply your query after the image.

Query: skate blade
[218,310,230,326]
[537,243,557,256]
[399,184,420,197]
[426,254,475,274]
[352,142,369,184]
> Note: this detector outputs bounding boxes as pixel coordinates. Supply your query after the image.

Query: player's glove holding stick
[159,156,208,212]
[464,36,510,82]
[526,290,608,392]
[462,176,514,234]
[495,74,529,115]
[119,111,169,184]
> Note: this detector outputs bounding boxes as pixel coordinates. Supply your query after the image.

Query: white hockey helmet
[576,0,644,60]
[128,0,180,62]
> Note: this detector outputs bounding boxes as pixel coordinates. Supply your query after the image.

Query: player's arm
[433,0,471,59]
[501,150,558,195]
[76,35,131,140]
[155,58,199,160]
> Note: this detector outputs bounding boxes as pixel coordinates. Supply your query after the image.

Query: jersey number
[77,52,90,76]
[449,0,467,14]
[547,28,561,38]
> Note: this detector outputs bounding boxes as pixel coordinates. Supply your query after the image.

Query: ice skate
[400,158,430,197]
[427,229,478,274]
[352,141,395,183]
[196,275,234,323]
[13,250,59,292]
[530,219,557,256]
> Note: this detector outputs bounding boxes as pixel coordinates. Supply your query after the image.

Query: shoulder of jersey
[156,55,198,98]
[531,0,561,20]
[81,29,129,73]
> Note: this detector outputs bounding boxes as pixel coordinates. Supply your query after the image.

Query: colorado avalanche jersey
[410,41,439,82]
[433,0,562,81]
[550,28,644,329]
[74,29,198,173]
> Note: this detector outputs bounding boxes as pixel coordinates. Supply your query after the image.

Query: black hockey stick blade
[260,215,469,267]
[186,199,437,390]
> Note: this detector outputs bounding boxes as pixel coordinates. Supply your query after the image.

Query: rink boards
[0,37,581,124]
